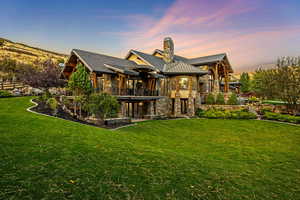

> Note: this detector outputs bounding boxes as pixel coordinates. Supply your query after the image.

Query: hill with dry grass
[0,38,68,65]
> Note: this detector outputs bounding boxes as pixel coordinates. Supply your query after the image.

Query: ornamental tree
[68,63,92,96]
[240,72,251,93]
[18,59,65,92]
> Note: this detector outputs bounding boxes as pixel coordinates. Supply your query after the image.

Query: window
[97,77,104,92]
[179,77,189,90]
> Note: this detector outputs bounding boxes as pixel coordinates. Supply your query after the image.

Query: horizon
[1,0,300,71]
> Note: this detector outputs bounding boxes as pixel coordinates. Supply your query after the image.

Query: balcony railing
[111,88,159,96]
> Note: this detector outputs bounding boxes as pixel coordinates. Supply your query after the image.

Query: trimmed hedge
[196,108,257,119]
[0,90,12,97]
[263,112,300,124]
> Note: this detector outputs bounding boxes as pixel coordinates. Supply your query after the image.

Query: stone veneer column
[212,66,220,93]
[174,95,181,117]
[187,76,195,117]
[174,76,181,117]
[187,98,194,117]
[149,101,155,116]
[118,101,127,118]
[195,93,201,109]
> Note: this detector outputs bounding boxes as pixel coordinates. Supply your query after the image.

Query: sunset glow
[1,0,300,71]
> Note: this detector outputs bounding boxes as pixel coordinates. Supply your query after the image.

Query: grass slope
[0,97,300,199]
[0,38,67,65]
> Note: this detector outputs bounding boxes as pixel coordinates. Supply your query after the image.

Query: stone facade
[156,97,170,116]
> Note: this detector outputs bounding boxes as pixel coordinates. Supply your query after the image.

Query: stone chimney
[163,37,174,63]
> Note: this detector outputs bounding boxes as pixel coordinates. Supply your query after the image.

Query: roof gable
[163,61,208,75]
[72,49,140,74]
[126,50,165,71]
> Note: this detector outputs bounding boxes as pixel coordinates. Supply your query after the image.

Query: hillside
[0,37,68,65]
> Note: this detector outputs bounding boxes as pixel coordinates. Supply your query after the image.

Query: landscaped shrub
[206,93,215,105]
[38,92,52,103]
[259,107,272,115]
[216,93,225,105]
[227,93,239,105]
[195,108,205,117]
[197,108,257,120]
[46,97,58,115]
[86,93,120,119]
[0,90,12,97]
[248,96,259,103]
[263,112,300,124]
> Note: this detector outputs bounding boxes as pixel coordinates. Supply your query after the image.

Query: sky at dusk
[1,0,300,71]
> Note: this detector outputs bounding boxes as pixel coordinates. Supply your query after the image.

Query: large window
[179,77,189,90]
[97,77,104,92]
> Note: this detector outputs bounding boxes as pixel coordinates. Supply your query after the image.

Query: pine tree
[216,93,225,105]
[227,93,239,105]
[68,63,92,96]
[240,72,251,93]
[206,93,215,105]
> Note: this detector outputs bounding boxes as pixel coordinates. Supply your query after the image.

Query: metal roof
[187,53,227,65]
[128,50,166,71]
[163,61,208,75]
[72,49,140,74]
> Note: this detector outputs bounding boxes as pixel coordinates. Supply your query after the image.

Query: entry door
[181,99,188,114]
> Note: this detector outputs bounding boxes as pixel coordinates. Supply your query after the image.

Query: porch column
[148,101,155,116]
[213,66,220,93]
[118,101,127,117]
[187,76,195,117]
[174,76,181,117]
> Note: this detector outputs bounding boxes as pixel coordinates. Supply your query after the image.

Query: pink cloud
[113,0,300,71]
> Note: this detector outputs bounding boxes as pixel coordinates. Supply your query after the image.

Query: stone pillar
[149,101,155,116]
[118,101,127,117]
[174,95,181,117]
[213,67,220,93]
[195,93,201,109]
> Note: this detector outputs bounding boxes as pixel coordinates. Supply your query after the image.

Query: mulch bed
[31,99,130,129]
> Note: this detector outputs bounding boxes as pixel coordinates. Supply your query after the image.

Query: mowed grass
[0,97,300,200]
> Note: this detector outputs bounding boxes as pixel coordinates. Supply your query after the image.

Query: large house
[62,38,233,118]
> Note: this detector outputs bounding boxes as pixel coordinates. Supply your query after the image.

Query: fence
[0,81,26,90]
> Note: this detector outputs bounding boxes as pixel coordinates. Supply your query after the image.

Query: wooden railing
[108,88,159,96]
[0,81,26,90]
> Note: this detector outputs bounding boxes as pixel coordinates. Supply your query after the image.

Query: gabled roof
[187,53,227,65]
[126,50,165,71]
[153,49,189,62]
[163,61,208,75]
[72,49,141,74]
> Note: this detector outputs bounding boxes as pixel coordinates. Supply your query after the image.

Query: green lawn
[0,97,300,200]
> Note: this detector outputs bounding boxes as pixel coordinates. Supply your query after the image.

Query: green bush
[227,93,239,105]
[197,108,257,120]
[263,112,300,124]
[259,107,272,115]
[38,92,52,103]
[195,108,205,117]
[46,98,58,115]
[206,93,215,105]
[0,90,12,97]
[86,93,120,119]
[216,93,225,105]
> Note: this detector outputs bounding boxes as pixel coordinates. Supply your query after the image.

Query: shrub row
[196,108,257,119]
[263,112,300,124]
[0,90,12,97]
